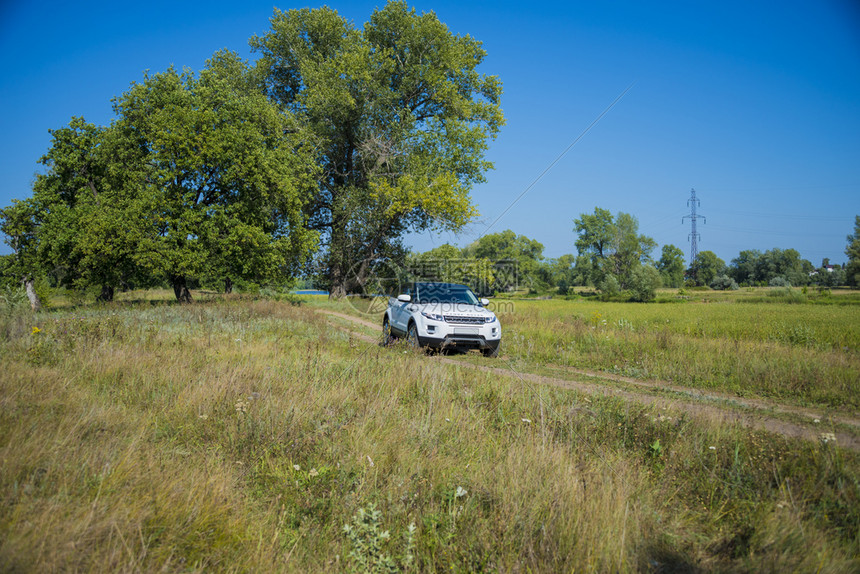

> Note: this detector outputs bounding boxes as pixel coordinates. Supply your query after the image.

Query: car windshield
[414,284,480,305]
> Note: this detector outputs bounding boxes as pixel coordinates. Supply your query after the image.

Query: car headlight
[484,315,496,323]
[421,311,445,322]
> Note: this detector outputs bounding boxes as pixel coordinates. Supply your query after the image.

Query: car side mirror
[480,298,490,306]
[397,294,411,303]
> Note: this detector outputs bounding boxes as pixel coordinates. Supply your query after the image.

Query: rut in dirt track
[318,309,860,452]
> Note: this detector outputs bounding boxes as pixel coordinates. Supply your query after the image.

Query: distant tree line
[404,213,860,302]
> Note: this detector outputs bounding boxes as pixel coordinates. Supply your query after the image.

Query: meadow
[0,290,858,572]
[496,294,860,411]
[328,288,860,413]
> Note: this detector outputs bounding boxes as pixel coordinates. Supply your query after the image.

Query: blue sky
[2,0,859,266]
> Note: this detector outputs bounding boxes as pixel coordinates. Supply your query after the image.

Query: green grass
[487,295,860,410]
[301,289,860,411]
[1,295,858,571]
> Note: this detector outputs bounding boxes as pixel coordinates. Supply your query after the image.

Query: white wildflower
[454,486,467,498]
[521,418,532,424]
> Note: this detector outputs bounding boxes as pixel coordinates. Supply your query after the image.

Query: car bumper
[417,333,501,351]
[415,320,501,351]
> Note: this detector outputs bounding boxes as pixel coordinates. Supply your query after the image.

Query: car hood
[418,302,495,319]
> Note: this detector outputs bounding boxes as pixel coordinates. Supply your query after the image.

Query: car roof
[413,282,469,291]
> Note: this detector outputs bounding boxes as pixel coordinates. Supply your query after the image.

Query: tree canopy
[1,51,319,303]
[727,248,813,287]
[112,51,319,301]
[463,230,544,292]
[407,243,494,294]
[251,1,504,296]
[687,250,726,287]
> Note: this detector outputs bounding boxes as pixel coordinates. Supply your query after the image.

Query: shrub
[769,276,790,287]
[710,274,739,291]
[343,504,415,573]
[627,265,662,302]
[598,275,620,297]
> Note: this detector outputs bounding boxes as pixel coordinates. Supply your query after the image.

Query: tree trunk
[97,284,115,302]
[329,283,347,299]
[224,277,233,294]
[172,276,193,303]
[23,277,41,312]
[328,214,348,298]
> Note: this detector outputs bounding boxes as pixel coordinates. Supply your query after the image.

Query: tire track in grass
[317,309,860,451]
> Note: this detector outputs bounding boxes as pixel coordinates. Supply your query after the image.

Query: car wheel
[382,317,396,346]
[407,322,421,350]
[482,343,500,358]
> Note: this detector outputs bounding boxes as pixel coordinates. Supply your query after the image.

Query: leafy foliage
[656,244,685,288]
[573,208,656,293]
[407,244,495,295]
[687,250,726,287]
[343,504,415,573]
[728,248,813,287]
[1,52,320,303]
[251,1,504,296]
[463,230,544,292]
[710,274,739,291]
[112,51,319,301]
[627,264,662,301]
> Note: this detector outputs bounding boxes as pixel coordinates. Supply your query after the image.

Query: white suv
[382,282,501,357]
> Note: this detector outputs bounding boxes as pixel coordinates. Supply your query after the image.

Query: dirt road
[318,309,860,451]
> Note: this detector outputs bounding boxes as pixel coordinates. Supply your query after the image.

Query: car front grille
[444,315,485,325]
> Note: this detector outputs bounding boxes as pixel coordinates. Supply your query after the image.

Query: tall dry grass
[0,297,857,571]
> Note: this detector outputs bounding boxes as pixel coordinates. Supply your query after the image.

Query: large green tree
[845,216,860,286]
[31,117,150,301]
[113,51,319,301]
[728,249,762,286]
[543,253,578,293]
[251,1,504,296]
[0,116,142,304]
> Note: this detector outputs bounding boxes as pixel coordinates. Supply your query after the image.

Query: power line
[707,208,848,222]
[476,82,636,240]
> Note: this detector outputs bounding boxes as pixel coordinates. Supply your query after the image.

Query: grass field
[330,289,860,413]
[1,291,858,571]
